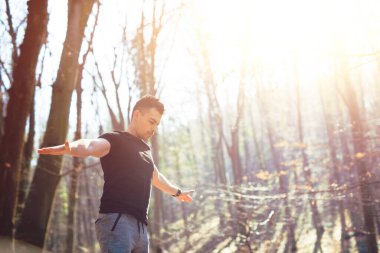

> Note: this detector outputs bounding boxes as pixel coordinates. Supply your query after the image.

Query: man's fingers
[37,143,67,155]
[38,148,53,155]
[178,193,193,203]
[180,197,192,203]
[37,148,49,154]
[175,190,195,203]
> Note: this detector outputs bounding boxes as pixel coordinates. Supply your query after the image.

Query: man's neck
[127,125,145,141]
[127,124,138,137]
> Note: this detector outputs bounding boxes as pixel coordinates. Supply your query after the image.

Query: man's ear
[133,109,141,120]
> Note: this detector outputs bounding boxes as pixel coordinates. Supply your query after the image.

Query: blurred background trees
[1,0,380,252]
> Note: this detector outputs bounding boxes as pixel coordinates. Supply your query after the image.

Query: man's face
[134,108,162,140]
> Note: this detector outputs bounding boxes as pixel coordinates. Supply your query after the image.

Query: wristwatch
[172,189,181,197]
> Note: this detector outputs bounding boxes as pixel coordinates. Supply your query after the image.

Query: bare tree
[0,0,48,238]
[255,80,297,252]
[16,0,96,248]
[317,74,349,252]
[294,67,324,252]
[337,56,378,252]
[66,2,100,252]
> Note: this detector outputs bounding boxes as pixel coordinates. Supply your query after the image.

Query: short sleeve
[97,132,119,158]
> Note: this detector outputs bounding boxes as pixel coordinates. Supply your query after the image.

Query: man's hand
[176,190,195,203]
[38,141,71,156]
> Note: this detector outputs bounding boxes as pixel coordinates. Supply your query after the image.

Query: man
[38,95,194,253]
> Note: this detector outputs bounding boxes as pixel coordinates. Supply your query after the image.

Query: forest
[1,0,380,252]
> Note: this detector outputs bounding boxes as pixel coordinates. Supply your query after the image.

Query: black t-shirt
[97,131,154,224]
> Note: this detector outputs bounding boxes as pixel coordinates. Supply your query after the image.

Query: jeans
[95,213,149,253]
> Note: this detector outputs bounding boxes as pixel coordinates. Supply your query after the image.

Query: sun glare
[191,0,378,79]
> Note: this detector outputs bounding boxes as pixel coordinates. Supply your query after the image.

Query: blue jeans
[95,213,149,253]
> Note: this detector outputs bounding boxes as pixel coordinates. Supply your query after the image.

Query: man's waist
[99,206,148,224]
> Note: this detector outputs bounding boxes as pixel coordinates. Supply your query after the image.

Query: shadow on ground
[0,237,52,253]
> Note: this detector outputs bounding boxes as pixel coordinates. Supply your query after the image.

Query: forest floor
[1,212,379,253]
[0,237,52,253]
[163,210,376,253]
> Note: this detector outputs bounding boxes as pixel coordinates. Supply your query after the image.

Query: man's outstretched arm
[38,139,111,158]
[152,165,194,203]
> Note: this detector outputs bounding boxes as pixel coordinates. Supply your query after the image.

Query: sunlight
[191,0,378,83]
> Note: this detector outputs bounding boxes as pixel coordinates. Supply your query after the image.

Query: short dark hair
[132,95,164,117]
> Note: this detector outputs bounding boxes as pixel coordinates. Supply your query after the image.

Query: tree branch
[5,0,18,66]
[81,0,100,68]
[0,58,12,87]
[92,50,120,129]
[36,44,48,88]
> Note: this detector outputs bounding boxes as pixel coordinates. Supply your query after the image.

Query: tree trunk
[83,167,97,253]
[66,63,85,253]
[0,88,4,143]
[173,150,189,239]
[294,76,324,252]
[151,134,164,252]
[16,93,36,218]
[229,128,243,185]
[256,84,296,252]
[318,79,348,252]
[0,0,48,237]
[336,104,366,251]
[66,3,99,248]
[248,104,265,174]
[342,78,378,253]
[15,0,95,248]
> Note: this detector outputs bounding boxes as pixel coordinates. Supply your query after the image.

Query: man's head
[130,95,164,141]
